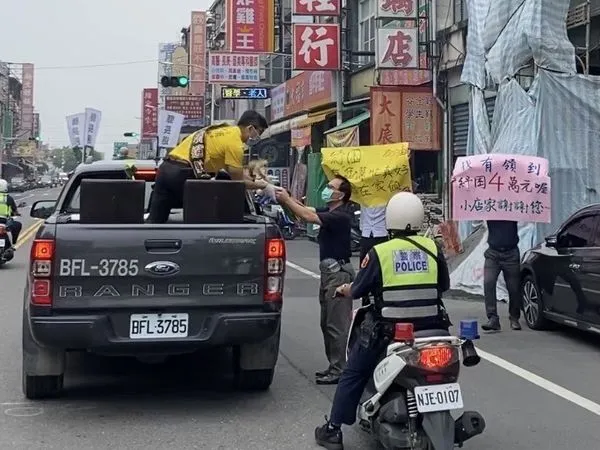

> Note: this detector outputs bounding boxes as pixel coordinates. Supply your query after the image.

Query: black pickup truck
[23,160,285,399]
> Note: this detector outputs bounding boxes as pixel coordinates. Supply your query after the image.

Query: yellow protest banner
[321,142,411,207]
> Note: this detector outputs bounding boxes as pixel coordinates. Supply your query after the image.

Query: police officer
[314,192,451,450]
[0,179,22,248]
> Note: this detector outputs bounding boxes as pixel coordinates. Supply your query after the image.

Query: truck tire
[22,310,65,399]
[23,374,64,400]
[234,368,275,391]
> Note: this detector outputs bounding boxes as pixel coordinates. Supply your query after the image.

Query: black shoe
[315,419,343,450]
[509,319,522,330]
[315,368,330,377]
[316,373,340,385]
[481,319,501,332]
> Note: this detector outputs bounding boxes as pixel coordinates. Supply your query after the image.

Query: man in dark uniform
[276,175,355,385]
[482,220,522,331]
[313,192,451,450]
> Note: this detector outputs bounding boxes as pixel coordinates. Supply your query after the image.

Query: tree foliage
[50,147,103,172]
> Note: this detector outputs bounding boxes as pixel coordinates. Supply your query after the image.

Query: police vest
[373,236,440,321]
[188,123,229,179]
[0,194,10,218]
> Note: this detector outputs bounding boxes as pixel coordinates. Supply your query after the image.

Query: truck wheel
[234,368,274,391]
[22,311,65,399]
[23,374,64,400]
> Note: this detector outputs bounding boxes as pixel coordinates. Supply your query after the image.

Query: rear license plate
[129,313,189,339]
[0,240,5,248]
[414,383,464,413]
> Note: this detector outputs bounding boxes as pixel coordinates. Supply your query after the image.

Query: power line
[31,60,159,70]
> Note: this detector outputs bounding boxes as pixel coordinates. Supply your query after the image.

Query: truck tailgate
[53,224,266,310]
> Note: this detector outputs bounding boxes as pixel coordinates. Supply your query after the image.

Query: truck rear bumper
[29,311,281,355]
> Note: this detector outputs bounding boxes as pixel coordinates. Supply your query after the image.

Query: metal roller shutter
[451,96,496,157]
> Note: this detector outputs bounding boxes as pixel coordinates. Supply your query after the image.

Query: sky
[1,0,213,156]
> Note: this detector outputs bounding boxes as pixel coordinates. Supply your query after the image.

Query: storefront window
[413,151,440,194]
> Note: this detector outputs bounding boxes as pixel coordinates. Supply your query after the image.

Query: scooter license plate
[414,383,464,413]
[0,239,5,248]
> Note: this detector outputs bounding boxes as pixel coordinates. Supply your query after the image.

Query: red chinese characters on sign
[292,24,340,71]
[283,71,334,116]
[165,96,204,120]
[378,0,416,17]
[293,0,341,16]
[370,87,402,145]
[227,0,275,53]
[190,11,207,96]
[141,88,158,138]
[20,63,35,138]
[377,28,418,69]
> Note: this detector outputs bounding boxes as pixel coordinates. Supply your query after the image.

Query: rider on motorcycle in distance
[315,192,452,450]
[0,179,23,250]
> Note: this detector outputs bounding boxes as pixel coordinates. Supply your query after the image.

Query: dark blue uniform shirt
[316,205,352,262]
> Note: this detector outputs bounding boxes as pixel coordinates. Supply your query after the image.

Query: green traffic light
[124,132,138,137]
[178,76,189,87]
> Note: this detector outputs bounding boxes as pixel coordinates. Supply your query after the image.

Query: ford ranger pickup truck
[23,160,285,399]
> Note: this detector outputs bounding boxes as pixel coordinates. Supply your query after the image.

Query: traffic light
[124,132,138,137]
[160,76,189,88]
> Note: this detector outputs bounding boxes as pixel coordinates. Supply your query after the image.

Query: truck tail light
[30,239,55,306]
[264,238,285,303]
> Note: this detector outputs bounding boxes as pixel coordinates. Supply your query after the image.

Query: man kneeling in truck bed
[23,159,285,399]
[149,110,274,223]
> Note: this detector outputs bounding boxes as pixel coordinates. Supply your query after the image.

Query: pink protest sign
[451,153,551,223]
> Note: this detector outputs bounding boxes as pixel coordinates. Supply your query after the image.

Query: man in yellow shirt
[148,110,270,223]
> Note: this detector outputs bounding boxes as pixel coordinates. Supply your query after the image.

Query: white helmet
[385,192,424,232]
[0,179,7,193]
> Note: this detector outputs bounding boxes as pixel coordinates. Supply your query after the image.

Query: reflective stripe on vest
[0,194,9,218]
[373,236,439,321]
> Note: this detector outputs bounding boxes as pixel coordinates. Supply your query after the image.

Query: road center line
[285,260,600,417]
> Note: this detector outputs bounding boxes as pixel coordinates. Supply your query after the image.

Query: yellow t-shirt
[168,125,244,172]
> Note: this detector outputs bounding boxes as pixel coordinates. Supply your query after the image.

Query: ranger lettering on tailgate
[59,258,140,277]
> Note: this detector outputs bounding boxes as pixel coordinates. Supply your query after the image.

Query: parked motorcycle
[256,194,296,240]
[349,307,486,449]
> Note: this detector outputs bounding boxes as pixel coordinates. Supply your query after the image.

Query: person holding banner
[275,176,355,385]
[482,220,522,331]
[148,110,272,223]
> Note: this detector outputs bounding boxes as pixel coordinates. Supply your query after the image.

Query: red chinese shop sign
[292,0,341,15]
[283,71,335,117]
[165,96,204,120]
[141,88,158,137]
[292,24,340,71]
[227,0,275,53]
[370,86,441,150]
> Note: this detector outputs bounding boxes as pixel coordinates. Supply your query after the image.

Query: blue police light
[459,319,480,340]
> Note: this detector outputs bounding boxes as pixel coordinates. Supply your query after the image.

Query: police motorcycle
[348,307,486,450]
[0,215,21,266]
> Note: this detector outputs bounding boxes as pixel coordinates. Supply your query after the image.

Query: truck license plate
[414,383,464,413]
[129,313,189,339]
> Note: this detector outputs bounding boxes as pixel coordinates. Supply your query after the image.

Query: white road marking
[4,407,43,417]
[285,260,600,417]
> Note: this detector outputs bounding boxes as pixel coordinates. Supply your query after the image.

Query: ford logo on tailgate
[145,261,180,277]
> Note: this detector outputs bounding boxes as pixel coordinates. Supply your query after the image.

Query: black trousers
[359,235,388,263]
[147,160,195,224]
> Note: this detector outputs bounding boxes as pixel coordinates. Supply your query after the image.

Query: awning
[297,107,337,128]
[262,114,308,138]
[325,111,370,134]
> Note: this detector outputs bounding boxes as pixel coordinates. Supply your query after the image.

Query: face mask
[246,127,260,146]
[321,187,336,203]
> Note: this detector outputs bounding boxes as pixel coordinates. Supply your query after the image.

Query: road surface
[1,189,599,449]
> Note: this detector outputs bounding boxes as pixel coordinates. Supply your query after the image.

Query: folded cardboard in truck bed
[80,179,145,224]
[183,180,246,224]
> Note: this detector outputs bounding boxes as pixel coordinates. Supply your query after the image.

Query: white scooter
[349,307,486,449]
